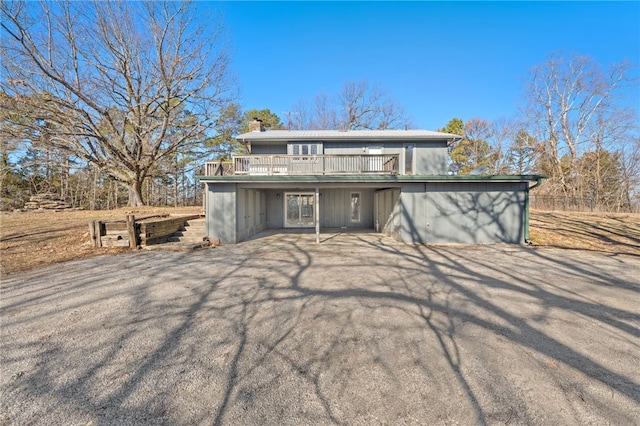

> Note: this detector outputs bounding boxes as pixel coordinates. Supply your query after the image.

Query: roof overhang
[196,174,546,185]
[235,130,462,145]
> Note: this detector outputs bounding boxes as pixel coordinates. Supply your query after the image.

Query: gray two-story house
[197,119,543,244]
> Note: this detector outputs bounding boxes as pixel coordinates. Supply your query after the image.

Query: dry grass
[529,210,640,255]
[0,207,201,276]
[1,207,638,276]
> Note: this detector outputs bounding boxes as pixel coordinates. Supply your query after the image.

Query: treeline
[441,116,639,212]
[0,106,272,210]
[439,54,639,213]
[1,146,205,210]
[1,1,637,211]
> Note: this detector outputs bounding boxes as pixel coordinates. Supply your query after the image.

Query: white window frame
[288,142,322,156]
[350,191,361,223]
[403,144,415,175]
[284,192,315,228]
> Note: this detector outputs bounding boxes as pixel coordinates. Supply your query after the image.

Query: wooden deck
[204,154,399,176]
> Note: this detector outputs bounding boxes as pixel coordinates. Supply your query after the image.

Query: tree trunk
[128,180,145,206]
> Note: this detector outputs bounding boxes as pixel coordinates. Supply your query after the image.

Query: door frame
[284,192,315,228]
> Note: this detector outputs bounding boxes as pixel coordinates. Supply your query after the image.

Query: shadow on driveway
[1,233,639,424]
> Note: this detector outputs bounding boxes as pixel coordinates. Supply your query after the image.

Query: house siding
[205,180,533,244]
[266,189,284,229]
[207,183,237,243]
[399,183,429,243]
[414,141,448,175]
[323,141,448,175]
[424,182,526,244]
[236,188,267,242]
[319,189,374,228]
[375,188,401,239]
[201,130,541,245]
[262,188,374,229]
[250,144,287,155]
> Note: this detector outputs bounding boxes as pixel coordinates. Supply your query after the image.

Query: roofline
[196,174,547,184]
[235,130,462,143]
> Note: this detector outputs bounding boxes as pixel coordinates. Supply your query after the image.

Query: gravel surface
[1,231,639,425]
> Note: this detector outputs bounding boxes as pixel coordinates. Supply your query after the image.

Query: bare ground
[1,208,639,276]
[0,207,202,276]
[1,207,639,423]
[529,210,640,254]
[1,232,638,424]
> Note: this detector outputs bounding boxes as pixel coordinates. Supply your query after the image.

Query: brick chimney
[249,118,264,132]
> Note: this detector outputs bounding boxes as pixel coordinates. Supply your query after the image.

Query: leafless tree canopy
[1,0,234,205]
[523,53,637,197]
[288,81,412,130]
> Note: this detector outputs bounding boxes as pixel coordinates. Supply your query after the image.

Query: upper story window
[290,143,320,155]
[404,144,414,175]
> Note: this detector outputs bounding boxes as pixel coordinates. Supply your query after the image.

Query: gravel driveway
[2,231,639,425]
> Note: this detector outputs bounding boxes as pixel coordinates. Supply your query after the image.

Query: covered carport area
[201,174,406,244]
[201,175,544,244]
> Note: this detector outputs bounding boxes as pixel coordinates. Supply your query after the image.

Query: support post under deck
[315,187,320,243]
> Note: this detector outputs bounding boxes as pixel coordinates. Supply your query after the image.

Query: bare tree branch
[1,0,235,205]
[289,80,411,130]
[523,53,637,198]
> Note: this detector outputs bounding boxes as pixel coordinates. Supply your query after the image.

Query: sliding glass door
[285,193,315,227]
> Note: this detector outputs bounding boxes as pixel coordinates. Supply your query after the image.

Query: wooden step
[168,218,207,244]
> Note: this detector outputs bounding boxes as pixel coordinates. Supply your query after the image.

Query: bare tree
[289,80,411,130]
[311,92,338,130]
[338,81,409,130]
[287,100,311,130]
[620,137,640,211]
[1,0,234,206]
[523,53,636,197]
[489,117,518,175]
[464,118,494,171]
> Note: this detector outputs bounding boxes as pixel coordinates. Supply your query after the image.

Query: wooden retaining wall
[139,214,201,246]
[89,214,202,248]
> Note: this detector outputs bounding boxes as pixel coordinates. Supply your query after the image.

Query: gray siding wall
[266,189,283,229]
[323,141,448,175]
[206,180,527,244]
[323,141,402,156]
[414,141,448,175]
[248,140,449,175]
[319,188,374,228]
[398,184,429,243]
[250,144,287,155]
[424,182,526,244]
[263,188,374,229]
[375,188,401,239]
[207,183,237,243]
[236,188,267,242]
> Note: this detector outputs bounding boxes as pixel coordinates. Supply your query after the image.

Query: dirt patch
[0,207,201,276]
[1,208,638,276]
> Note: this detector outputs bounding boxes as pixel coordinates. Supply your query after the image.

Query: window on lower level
[350,192,361,222]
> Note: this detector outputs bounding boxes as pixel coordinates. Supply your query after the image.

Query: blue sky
[211,1,639,130]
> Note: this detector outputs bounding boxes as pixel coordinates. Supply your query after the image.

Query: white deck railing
[204,154,399,176]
